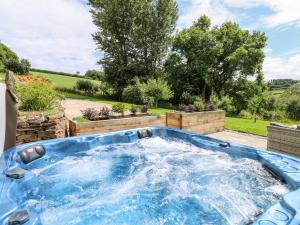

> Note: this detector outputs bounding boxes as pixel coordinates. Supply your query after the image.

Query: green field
[31,71,101,88]
[268,89,285,96]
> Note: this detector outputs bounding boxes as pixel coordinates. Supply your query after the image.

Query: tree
[286,96,300,120]
[226,73,266,115]
[140,78,173,107]
[122,81,144,104]
[282,82,300,120]
[248,95,265,123]
[20,59,31,74]
[89,0,178,98]
[0,42,31,74]
[74,80,98,94]
[285,82,300,97]
[165,15,267,101]
[85,69,105,81]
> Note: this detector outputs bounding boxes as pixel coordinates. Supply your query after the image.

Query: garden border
[69,110,225,136]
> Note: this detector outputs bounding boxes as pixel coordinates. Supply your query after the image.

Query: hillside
[30,71,101,89]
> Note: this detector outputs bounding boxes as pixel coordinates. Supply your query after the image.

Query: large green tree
[89,0,178,98]
[165,15,267,101]
[0,42,31,74]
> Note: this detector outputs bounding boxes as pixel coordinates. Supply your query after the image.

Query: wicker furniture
[267,123,300,157]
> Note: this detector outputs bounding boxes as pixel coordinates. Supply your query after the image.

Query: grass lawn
[225,117,299,137]
[268,89,285,95]
[225,117,271,136]
[61,91,174,115]
[31,71,101,88]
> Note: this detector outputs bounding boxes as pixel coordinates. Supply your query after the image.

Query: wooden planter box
[166,111,225,135]
[69,115,166,136]
[267,125,300,157]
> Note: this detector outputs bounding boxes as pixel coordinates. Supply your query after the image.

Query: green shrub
[285,82,300,97]
[210,95,235,115]
[140,78,173,107]
[286,96,300,120]
[261,109,285,121]
[14,81,59,111]
[112,103,126,116]
[74,80,98,94]
[122,84,143,104]
[180,92,202,104]
[193,101,204,111]
[248,96,265,122]
[98,82,114,96]
[238,110,253,119]
[84,69,105,81]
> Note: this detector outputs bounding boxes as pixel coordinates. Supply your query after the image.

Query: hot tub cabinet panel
[166,111,225,135]
[1,126,300,225]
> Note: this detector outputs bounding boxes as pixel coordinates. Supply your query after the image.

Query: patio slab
[207,130,267,149]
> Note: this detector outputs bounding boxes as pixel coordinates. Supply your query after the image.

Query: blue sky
[0,0,300,80]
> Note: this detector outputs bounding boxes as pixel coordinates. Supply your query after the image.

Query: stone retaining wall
[16,111,66,144]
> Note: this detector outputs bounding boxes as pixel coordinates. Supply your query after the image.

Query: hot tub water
[21,136,288,225]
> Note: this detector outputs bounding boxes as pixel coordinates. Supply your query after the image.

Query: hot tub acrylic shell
[1,126,300,225]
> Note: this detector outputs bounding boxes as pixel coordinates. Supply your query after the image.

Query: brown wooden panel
[70,115,166,136]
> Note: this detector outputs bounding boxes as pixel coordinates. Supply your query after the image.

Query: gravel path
[62,99,112,119]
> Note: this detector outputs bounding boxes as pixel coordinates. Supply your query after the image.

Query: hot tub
[1,127,300,225]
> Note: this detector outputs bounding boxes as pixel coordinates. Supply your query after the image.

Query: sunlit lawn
[225,117,270,136]
[225,117,299,137]
[31,71,101,89]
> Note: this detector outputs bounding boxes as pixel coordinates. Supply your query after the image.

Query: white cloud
[178,0,236,28]
[224,0,300,28]
[223,0,263,8]
[263,54,300,80]
[261,0,300,28]
[179,0,300,28]
[0,0,99,74]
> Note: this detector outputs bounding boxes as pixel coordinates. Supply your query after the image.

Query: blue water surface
[16,136,288,225]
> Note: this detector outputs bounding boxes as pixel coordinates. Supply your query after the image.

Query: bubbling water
[23,137,289,225]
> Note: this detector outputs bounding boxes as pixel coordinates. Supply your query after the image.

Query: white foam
[28,137,288,225]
